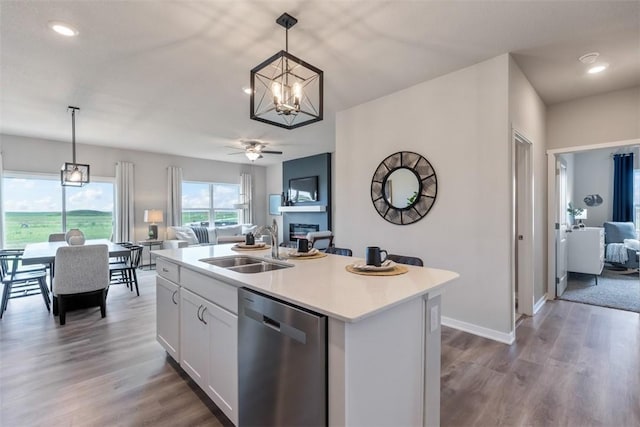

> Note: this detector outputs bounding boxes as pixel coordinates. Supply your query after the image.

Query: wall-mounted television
[289,176,318,203]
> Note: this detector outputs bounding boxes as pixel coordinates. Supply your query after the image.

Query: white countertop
[153,244,459,322]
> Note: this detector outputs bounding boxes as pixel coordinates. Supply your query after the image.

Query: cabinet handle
[197,305,203,321]
[171,290,178,305]
[200,307,208,325]
[162,268,169,273]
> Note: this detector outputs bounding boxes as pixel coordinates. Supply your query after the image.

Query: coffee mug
[297,238,310,253]
[245,232,255,245]
[365,246,388,267]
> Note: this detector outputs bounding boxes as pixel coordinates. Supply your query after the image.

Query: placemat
[231,245,270,252]
[287,252,328,260]
[345,264,409,276]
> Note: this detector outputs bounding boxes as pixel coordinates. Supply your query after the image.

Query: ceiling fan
[229,140,283,161]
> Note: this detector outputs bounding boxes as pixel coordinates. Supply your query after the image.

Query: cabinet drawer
[157,258,179,283]
[180,268,237,314]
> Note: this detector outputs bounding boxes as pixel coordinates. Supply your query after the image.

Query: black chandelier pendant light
[60,106,90,187]
[250,13,323,130]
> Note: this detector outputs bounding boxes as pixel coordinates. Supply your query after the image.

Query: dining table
[22,239,130,266]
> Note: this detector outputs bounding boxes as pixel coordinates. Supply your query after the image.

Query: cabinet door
[180,289,209,390]
[156,277,180,360]
[203,302,238,425]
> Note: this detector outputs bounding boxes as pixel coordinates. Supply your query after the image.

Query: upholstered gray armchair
[603,222,639,270]
[53,244,110,325]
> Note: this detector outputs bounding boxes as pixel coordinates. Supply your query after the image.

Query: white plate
[351,260,396,272]
[288,248,319,257]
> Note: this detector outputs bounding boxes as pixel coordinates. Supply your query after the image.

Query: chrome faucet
[255,219,280,260]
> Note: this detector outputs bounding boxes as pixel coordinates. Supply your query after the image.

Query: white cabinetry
[567,227,604,276]
[156,276,180,360]
[180,288,238,425]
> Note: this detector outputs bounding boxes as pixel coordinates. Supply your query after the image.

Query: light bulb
[69,168,82,182]
[271,82,282,104]
[293,82,301,106]
[587,63,609,74]
[48,21,79,37]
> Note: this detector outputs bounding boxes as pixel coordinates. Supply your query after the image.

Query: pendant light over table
[250,13,323,129]
[61,106,90,186]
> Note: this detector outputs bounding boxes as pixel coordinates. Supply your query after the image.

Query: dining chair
[325,246,353,256]
[307,231,334,250]
[53,244,109,325]
[109,244,143,296]
[0,250,50,318]
[386,254,424,266]
[48,233,66,242]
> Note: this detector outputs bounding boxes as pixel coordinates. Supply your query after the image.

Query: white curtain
[115,161,135,242]
[240,172,253,224]
[0,150,4,246]
[167,166,183,227]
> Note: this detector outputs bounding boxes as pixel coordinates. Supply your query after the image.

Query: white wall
[547,86,640,150]
[508,57,547,303]
[265,163,284,242]
[573,145,640,227]
[0,134,268,242]
[336,54,513,337]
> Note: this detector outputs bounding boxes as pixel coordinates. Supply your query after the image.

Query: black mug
[365,246,388,267]
[297,238,310,253]
[245,232,255,245]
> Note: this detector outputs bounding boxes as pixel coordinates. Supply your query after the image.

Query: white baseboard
[442,316,515,345]
[533,295,547,314]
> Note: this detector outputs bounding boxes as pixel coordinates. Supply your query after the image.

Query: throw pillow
[624,239,640,251]
[216,225,242,237]
[174,228,199,245]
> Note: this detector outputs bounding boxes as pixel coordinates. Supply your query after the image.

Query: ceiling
[1,1,639,165]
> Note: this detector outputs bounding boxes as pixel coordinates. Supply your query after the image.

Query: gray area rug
[560,267,640,313]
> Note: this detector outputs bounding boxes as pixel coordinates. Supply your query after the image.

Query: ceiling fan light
[246,151,261,161]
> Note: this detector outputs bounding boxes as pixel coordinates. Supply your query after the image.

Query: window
[182,181,240,226]
[2,173,114,248]
[634,169,640,232]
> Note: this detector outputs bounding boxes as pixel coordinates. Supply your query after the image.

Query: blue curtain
[612,153,634,222]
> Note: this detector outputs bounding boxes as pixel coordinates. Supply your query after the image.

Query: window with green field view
[182,181,240,226]
[2,174,114,248]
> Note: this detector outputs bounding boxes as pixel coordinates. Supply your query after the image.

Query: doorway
[512,131,534,322]
[546,138,640,300]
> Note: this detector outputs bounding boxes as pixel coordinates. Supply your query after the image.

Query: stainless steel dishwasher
[238,287,327,427]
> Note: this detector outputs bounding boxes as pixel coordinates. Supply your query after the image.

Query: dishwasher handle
[262,315,280,332]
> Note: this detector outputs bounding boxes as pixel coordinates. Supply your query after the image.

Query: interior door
[556,159,569,296]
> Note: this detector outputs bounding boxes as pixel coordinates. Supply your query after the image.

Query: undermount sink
[199,256,293,274]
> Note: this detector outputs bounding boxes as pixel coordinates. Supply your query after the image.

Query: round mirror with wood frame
[370,151,437,225]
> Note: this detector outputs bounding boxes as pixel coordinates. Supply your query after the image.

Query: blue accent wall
[282,153,331,243]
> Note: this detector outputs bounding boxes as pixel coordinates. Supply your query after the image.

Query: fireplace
[289,223,319,241]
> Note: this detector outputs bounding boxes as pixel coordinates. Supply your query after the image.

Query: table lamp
[144,209,163,240]
[575,209,587,227]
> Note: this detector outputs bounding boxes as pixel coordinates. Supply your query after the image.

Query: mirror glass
[370,151,438,225]
[384,168,420,208]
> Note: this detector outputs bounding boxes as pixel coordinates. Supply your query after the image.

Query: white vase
[65,229,85,245]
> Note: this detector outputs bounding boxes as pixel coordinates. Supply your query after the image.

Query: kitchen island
[153,244,458,426]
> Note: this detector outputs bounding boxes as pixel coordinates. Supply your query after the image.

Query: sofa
[603,221,639,270]
[163,224,257,249]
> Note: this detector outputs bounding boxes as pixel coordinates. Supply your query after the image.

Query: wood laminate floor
[2,272,639,426]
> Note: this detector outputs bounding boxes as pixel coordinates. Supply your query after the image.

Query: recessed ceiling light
[587,63,609,74]
[243,87,252,95]
[48,21,79,37]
